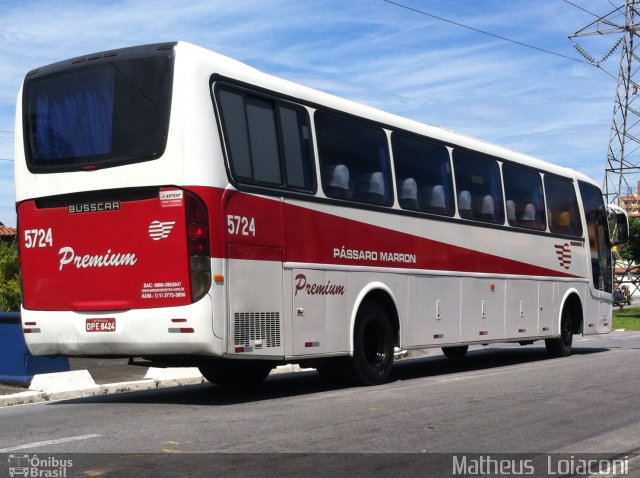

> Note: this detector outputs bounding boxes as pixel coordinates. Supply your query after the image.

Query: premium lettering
[58,246,137,271]
[295,273,345,296]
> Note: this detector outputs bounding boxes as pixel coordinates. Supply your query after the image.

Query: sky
[0,0,626,227]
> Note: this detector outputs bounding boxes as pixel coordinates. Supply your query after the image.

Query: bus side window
[315,111,392,206]
[215,86,315,192]
[452,150,504,224]
[579,181,612,292]
[502,164,546,230]
[545,176,582,237]
[391,132,454,216]
[278,105,315,191]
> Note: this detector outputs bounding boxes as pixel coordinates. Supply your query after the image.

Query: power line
[382,0,593,65]
[560,0,600,18]
[0,158,14,162]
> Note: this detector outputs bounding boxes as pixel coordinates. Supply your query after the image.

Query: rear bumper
[21,294,223,357]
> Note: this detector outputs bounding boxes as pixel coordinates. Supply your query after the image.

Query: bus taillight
[185,191,211,302]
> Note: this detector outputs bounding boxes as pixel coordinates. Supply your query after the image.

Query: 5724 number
[24,228,53,248]
[226,215,256,236]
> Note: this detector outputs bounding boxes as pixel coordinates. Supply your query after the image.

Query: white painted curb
[29,370,97,394]
[144,367,203,381]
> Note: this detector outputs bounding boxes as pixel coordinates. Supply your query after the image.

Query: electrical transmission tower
[571,0,640,205]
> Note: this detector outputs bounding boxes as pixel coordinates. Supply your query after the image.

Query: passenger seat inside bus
[354,171,386,205]
[480,195,495,222]
[458,190,472,219]
[520,203,537,229]
[429,185,446,214]
[322,164,351,199]
[399,178,419,210]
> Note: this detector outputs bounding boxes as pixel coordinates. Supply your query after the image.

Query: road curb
[0,369,206,408]
[0,364,313,408]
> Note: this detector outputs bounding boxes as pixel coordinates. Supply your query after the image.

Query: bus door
[223,190,285,356]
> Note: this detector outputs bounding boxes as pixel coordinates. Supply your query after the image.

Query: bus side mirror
[607,204,629,246]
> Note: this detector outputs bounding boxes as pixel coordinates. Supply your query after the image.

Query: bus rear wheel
[545,306,573,358]
[199,360,273,387]
[349,300,394,386]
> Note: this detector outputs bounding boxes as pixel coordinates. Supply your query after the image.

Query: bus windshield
[22,53,174,172]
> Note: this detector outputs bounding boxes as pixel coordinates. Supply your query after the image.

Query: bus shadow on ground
[52,344,608,407]
[391,344,606,382]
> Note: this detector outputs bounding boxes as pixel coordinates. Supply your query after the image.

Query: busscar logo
[149,220,176,241]
[554,243,571,270]
[68,201,120,214]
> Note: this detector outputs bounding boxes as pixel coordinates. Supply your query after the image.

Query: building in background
[620,181,640,218]
[0,221,16,243]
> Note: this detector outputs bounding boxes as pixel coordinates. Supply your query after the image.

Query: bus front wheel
[545,306,573,358]
[199,360,273,387]
[349,300,395,386]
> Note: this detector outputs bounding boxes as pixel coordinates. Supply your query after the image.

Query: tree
[0,240,21,312]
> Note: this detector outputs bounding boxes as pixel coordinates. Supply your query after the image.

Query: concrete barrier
[0,311,70,385]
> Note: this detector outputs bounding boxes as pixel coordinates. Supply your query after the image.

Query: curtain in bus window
[488,173,503,223]
[439,160,453,214]
[34,68,114,160]
[378,145,392,204]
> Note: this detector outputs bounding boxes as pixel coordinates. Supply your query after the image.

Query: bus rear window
[23,54,173,172]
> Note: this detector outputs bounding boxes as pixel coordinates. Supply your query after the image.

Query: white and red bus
[15,41,628,386]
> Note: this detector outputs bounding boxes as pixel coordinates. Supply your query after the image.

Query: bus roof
[172,41,598,188]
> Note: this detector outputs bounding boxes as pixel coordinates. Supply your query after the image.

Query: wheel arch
[349,282,400,355]
[558,288,584,335]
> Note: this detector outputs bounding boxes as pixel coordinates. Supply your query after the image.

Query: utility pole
[571,0,640,205]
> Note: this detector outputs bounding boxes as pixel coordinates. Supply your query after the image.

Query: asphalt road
[1,332,640,477]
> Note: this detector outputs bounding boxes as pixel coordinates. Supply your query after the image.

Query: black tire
[199,360,272,387]
[348,300,395,386]
[442,345,469,359]
[545,306,573,358]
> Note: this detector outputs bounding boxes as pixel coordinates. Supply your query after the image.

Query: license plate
[86,318,116,332]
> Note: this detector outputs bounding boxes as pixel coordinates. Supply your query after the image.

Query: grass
[612,306,640,331]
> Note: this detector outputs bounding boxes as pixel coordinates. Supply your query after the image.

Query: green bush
[0,240,21,312]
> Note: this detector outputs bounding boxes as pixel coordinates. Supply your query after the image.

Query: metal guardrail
[0,311,20,325]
